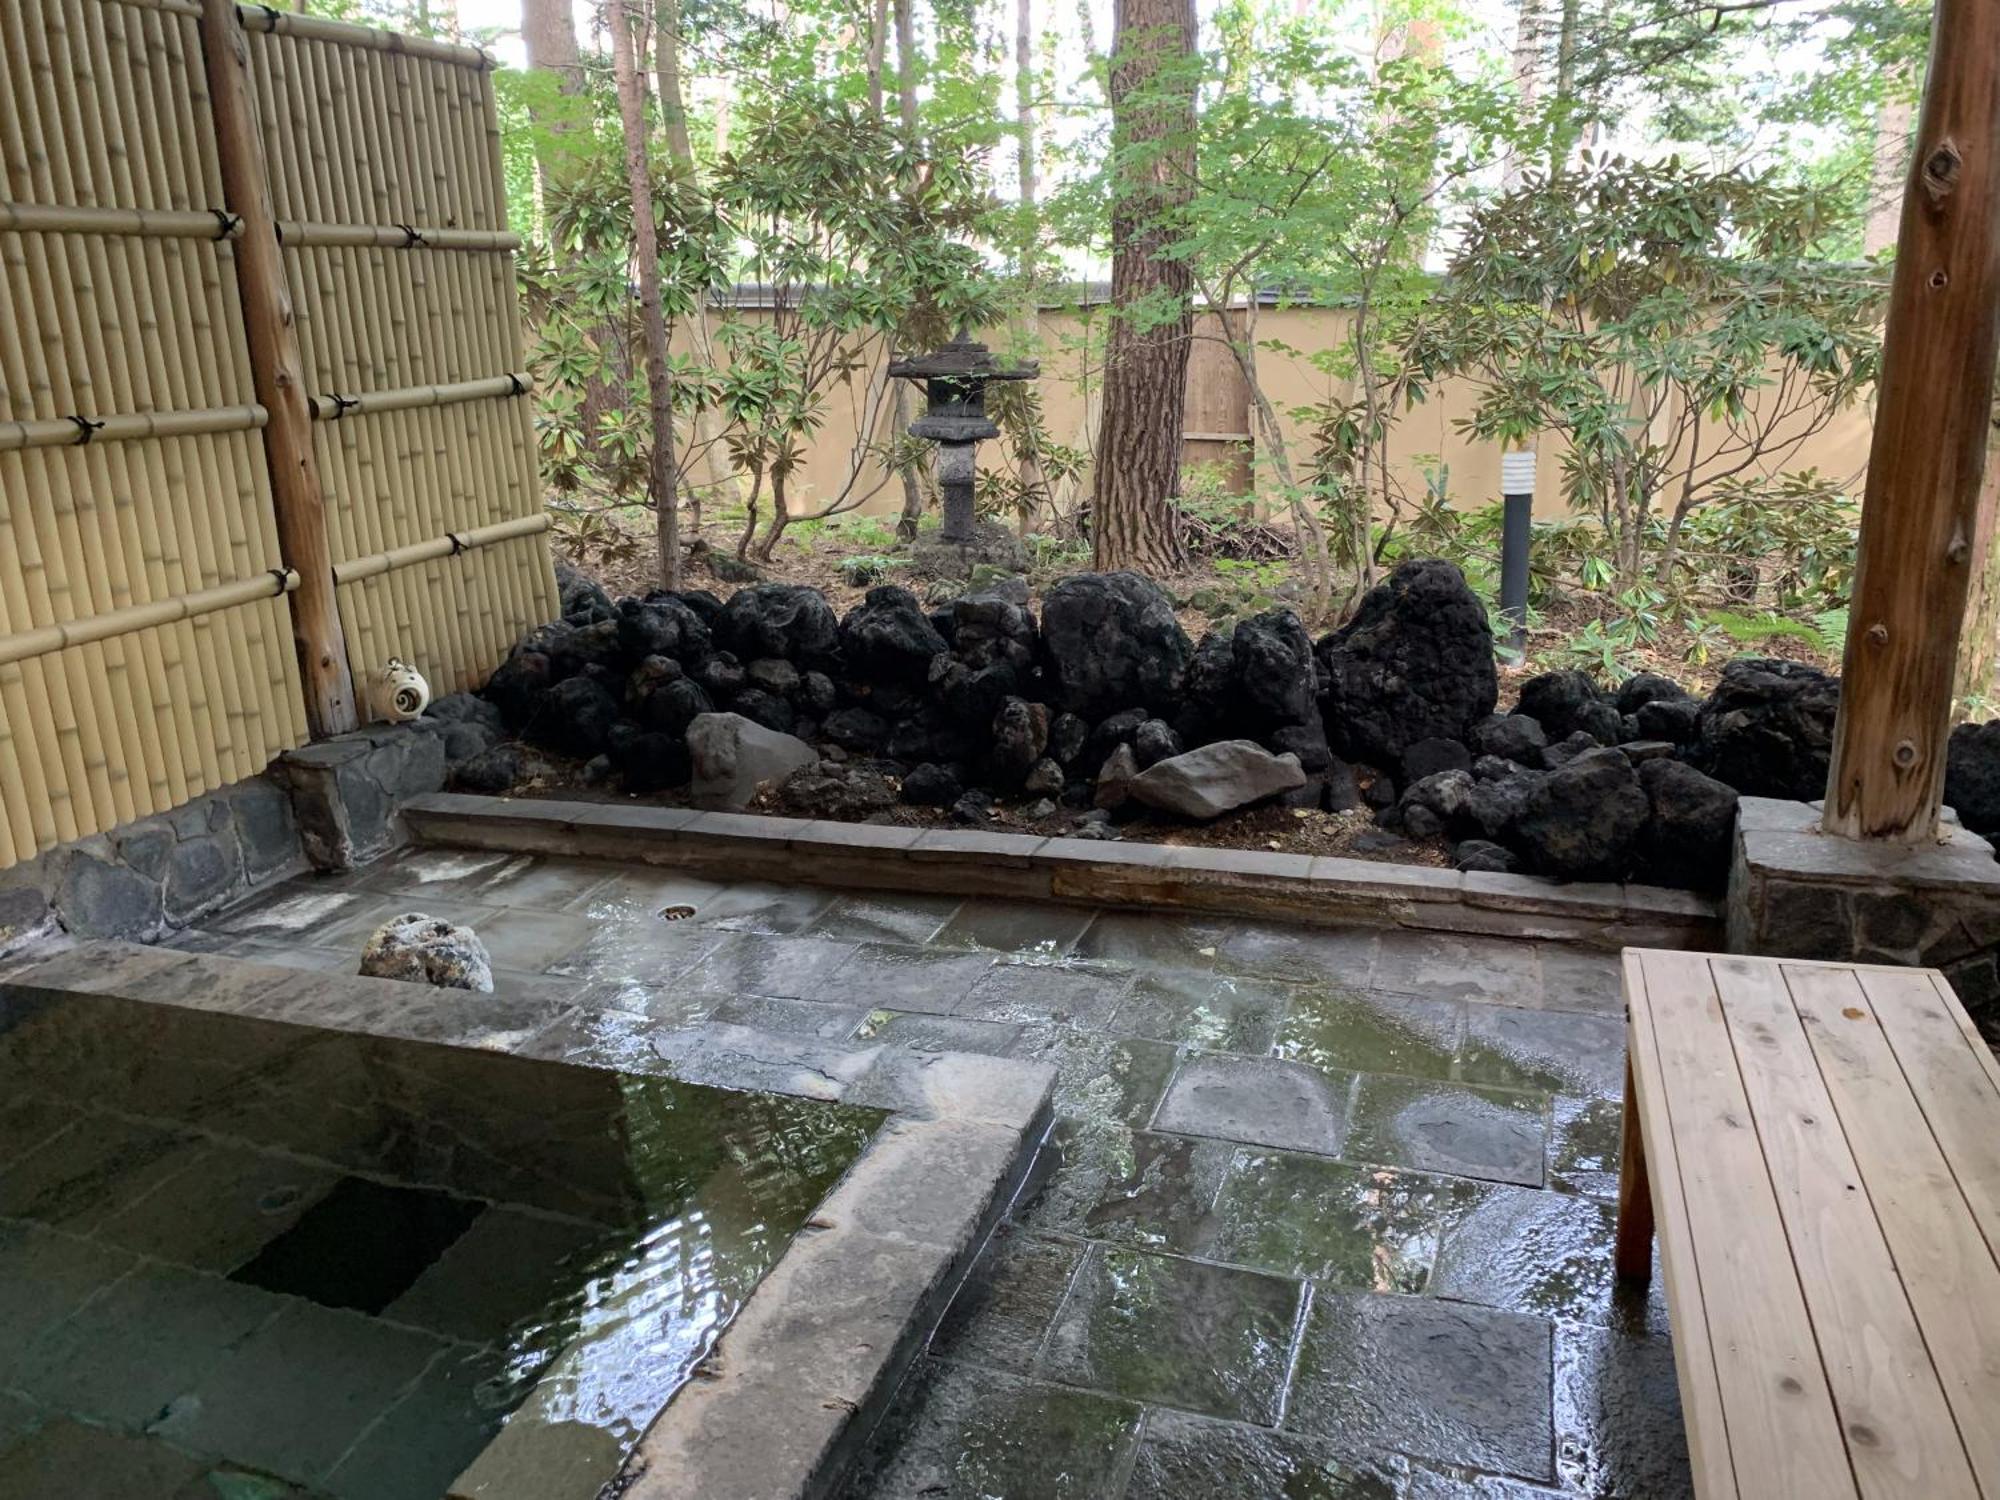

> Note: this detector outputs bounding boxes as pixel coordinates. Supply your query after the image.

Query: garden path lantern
[888,329,1038,545]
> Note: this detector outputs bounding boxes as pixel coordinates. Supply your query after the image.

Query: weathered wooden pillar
[196,0,358,738]
[1824,0,2000,842]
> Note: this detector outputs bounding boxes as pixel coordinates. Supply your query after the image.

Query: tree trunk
[609,0,681,589]
[1548,0,1582,178]
[1091,0,1195,574]
[867,0,890,117]
[1008,0,1048,535]
[891,0,927,543]
[1502,0,1541,190]
[523,0,584,187]
[652,0,734,530]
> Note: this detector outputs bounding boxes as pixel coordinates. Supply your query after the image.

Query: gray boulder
[359,913,494,992]
[1129,740,1307,820]
[687,712,817,810]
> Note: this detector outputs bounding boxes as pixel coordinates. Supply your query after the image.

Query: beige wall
[683,304,1875,526]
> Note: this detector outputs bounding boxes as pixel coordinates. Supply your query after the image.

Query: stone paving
[180,845,1691,1500]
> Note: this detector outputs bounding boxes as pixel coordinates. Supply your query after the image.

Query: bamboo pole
[305,372,531,420]
[0,571,300,666]
[330,515,548,584]
[198,0,357,737]
[1824,0,2000,841]
[0,404,266,452]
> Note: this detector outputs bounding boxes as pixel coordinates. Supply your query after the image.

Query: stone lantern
[888,329,1038,545]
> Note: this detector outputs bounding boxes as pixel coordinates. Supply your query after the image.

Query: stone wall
[1726,795,2000,1040]
[0,716,460,958]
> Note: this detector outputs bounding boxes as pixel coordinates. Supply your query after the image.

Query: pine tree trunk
[1092,0,1194,574]
[609,0,682,589]
[891,0,928,543]
[1955,384,2000,711]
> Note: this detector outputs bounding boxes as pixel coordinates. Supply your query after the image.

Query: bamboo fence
[0,0,555,871]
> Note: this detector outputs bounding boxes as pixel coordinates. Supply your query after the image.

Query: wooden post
[196,0,358,738]
[1824,0,2000,842]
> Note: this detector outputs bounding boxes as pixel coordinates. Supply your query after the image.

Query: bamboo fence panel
[0,0,306,868]
[0,0,551,873]
[246,15,553,699]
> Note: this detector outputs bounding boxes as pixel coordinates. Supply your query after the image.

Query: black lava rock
[1615,672,1691,715]
[1454,838,1518,874]
[1048,712,1091,769]
[1636,758,1739,892]
[1401,736,1473,786]
[902,762,963,806]
[1469,713,1547,767]
[841,586,949,686]
[555,558,614,625]
[990,697,1051,788]
[1694,657,1839,800]
[1511,747,1649,880]
[616,594,712,663]
[485,650,554,727]
[729,687,796,735]
[453,745,522,793]
[615,732,692,794]
[527,675,620,759]
[1634,696,1700,744]
[1514,671,1601,739]
[823,707,893,754]
[1133,719,1183,769]
[715,583,840,664]
[1947,720,2000,838]
[1041,571,1191,721]
[697,653,747,699]
[629,670,713,739]
[1317,560,1496,767]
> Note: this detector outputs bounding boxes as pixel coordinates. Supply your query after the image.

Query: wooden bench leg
[1614,1050,1655,1283]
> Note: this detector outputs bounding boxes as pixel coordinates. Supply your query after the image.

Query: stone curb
[401,793,1723,952]
[0,941,1054,1500]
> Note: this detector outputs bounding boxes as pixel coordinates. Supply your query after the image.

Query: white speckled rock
[358,912,494,992]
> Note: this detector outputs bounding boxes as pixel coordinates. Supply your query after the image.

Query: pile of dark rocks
[470,556,1898,895]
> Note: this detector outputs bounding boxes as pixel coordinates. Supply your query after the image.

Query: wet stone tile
[850,1009,1022,1056]
[1008,1028,1180,1128]
[560,867,728,923]
[1537,946,1626,1017]
[928,1226,1082,1372]
[931,900,1096,959]
[539,917,723,986]
[453,909,596,972]
[1554,1324,1690,1499]
[1430,1185,1667,1334]
[1275,988,1464,1081]
[357,846,522,899]
[315,897,504,954]
[1460,1005,1625,1100]
[1369,933,1543,1005]
[0,1418,209,1499]
[1216,923,1379,985]
[457,855,618,912]
[322,1343,512,1500]
[1124,1409,1406,1500]
[1405,1469,1568,1499]
[209,885,382,942]
[1072,911,1229,969]
[1153,1054,1351,1156]
[693,880,836,934]
[154,1300,451,1483]
[1207,1151,1467,1293]
[846,1359,1141,1500]
[93,1139,342,1271]
[954,959,1130,1028]
[1114,971,1287,1053]
[676,932,860,1001]
[0,1116,201,1230]
[1041,1244,1305,1423]
[14,1262,283,1429]
[1547,1095,1625,1201]
[1345,1076,1547,1187]
[1073,1130,1233,1253]
[805,893,963,946]
[568,977,719,1028]
[1287,1290,1555,1483]
[813,944,995,1014]
[508,1007,673,1071]
[384,1206,618,1344]
[708,992,870,1041]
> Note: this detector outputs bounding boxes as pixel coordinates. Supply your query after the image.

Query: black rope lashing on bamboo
[66,415,105,446]
[506,373,526,397]
[267,568,292,594]
[254,4,282,31]
[211,209,241,241]
[395,223,426,249]
[325,393,360,421]
[446,532,467,555]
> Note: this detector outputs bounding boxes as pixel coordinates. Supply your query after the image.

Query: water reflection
[0,987,879,1499]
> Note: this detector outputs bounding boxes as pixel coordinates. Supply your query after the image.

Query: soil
[507,750,1454,866]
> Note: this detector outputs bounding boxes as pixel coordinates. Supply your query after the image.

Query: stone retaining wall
[0,718,458,957]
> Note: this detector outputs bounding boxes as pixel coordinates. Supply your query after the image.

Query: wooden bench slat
[1623,953,1740,1500]
[1788,964,2000,1490]
[1865,969,2000,1266]
[1630,949,1860,1500]
[1711,956,1981,1498]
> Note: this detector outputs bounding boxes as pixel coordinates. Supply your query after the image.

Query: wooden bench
[1616,948,2000,1499]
